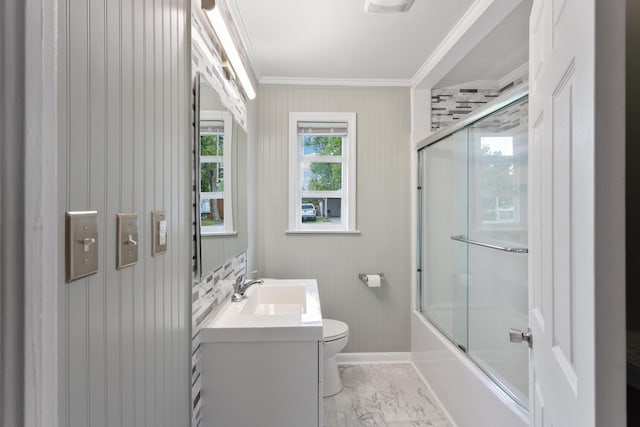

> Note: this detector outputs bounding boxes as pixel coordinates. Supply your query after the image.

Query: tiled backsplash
[191,251,247,427]
[431,72,528,132]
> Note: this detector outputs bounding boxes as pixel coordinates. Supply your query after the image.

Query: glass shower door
[465,98,529,406]
[419,128,468,350]
[418,95,529,409]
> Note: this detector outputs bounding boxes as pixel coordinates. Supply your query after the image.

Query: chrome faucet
[231,274,263,302]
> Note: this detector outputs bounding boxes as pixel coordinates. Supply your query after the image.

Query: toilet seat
[323,319,349,342]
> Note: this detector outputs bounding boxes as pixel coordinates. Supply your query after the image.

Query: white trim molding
[23,0,59,421]
[262,76,411,88]
[498,62,529,90]
[335,352,412,365]
[288,112,358,233]
[2,0,58,426]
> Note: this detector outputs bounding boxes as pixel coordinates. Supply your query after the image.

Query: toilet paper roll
[366,274,381,288]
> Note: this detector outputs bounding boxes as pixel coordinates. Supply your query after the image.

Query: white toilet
[322,318,349,397]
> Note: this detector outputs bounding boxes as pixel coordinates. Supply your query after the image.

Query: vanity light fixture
[201,0,256,100]
[192,27,243,101]
[364,0,415,13]
[221,60,236,82]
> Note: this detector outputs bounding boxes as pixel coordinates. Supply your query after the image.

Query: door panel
[532,377,545,427]
[551,62,576,386]
[530,112,544,331]
[528,0,595,425]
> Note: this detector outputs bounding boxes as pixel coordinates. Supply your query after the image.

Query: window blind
[200,120,224,133]
[297,121,348,135]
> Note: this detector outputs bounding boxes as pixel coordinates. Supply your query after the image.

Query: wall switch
[65,211,99,282]
[152,210,167,256]
[116,213,138,269]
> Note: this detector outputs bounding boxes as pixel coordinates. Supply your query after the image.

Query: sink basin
[200,279,323,343]
[240,284,307,316]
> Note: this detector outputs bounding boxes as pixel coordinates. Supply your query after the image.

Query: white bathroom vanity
[200,279,324,427]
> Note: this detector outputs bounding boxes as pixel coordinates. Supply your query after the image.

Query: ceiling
[229,0,532,87]
[230,0,477,83]
[434,0,531,88]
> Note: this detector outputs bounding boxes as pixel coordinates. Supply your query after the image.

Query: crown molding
[498,62,529,88]
[259,76,412,87]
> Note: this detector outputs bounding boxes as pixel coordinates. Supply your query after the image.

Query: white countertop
[200,279,323,343]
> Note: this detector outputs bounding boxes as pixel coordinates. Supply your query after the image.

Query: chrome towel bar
[450,235,528,254]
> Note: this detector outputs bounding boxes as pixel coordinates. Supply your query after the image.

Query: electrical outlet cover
[152,210,167,256]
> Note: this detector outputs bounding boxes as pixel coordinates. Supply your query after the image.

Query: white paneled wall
[57,1,191,426]
[256,86,411,352]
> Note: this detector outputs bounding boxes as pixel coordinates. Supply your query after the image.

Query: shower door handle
[509,328,533,348]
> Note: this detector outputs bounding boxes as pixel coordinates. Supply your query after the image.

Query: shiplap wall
[57,1,191,426]
[256,86,411,352]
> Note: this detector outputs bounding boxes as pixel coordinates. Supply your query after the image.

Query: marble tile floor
[323,363,452,427]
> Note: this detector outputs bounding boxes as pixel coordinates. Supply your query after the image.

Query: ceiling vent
[364,0,415,13]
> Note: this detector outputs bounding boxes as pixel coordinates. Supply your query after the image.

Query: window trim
[288,112,357,232]
[200,110,234,236]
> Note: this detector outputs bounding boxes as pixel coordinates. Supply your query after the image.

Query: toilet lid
[323,318,349,341]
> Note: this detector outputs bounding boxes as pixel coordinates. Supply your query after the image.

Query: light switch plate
[116,213,138,269]
[151,210,167,256]
[65,211,99,282]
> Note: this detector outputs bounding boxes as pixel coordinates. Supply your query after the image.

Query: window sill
[285,229,361,235]
[201,231,238,237]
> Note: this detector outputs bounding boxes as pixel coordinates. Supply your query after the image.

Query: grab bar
[450,235,528,254]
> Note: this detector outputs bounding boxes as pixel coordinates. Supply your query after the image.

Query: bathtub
[411,311,527,427]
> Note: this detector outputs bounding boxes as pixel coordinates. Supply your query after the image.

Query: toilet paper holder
[358,273,384,285]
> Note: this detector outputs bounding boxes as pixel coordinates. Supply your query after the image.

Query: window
[470,132,527,230]
[200,111,234,234]
[288,112,357,233]
[479,136,517,223]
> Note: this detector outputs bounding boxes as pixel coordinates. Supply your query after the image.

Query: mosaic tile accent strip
[473,97,529,133]
[431,72,528,132]
[191,250,247,427]
[431,88,500,131]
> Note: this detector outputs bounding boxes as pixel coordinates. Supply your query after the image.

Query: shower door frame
[416,87,529,409]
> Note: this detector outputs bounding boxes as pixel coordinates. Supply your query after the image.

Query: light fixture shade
[364,0,415,13]
[201,0,256,100]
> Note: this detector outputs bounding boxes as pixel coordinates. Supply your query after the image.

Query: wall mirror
[193,71,248,279]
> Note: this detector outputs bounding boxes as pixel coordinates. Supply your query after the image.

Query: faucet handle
[234,274,245,291]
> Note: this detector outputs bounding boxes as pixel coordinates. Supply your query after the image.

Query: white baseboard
[335,352,411,365]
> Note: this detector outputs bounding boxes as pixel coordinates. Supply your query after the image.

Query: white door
[528,0,597,425]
